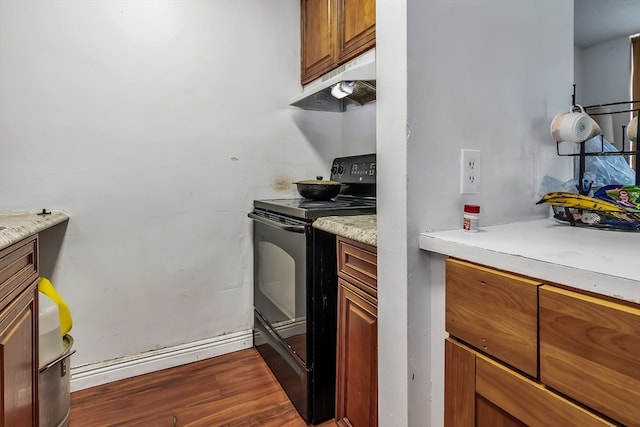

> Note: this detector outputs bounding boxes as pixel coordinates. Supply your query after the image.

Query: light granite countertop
[313,215,377,247]
[0,210,70,251]
[419,218,640,304]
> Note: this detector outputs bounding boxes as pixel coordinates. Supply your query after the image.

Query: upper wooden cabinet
[335,0,375,64]
[301,0,335,85]
[300,0,376,84]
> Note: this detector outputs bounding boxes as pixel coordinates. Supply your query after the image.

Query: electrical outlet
[460,149,481,194]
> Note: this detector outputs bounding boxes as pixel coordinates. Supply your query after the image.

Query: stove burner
[300,200,337,207]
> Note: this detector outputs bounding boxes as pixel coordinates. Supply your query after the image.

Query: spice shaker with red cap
[463,204,480,232]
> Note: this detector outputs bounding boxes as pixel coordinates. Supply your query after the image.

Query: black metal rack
[555,87,640,194]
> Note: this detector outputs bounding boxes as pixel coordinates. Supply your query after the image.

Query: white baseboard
[70,330,253,392]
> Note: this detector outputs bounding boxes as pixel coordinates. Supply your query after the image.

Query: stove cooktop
[253,197,376,220]
[253,154,377,220]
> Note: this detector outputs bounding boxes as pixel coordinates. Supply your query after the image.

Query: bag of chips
[594,185,640,211]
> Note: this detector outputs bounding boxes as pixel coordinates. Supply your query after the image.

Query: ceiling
[574,0,640,48]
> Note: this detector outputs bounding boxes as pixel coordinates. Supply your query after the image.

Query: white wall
[575,35,632,148]
[0,0,374,381]
[377,0,573,425]
[377,0,409,425]
[342,103,377,156]
[574,46,586,103]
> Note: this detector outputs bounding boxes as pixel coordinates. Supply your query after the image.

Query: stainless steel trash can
[39,335,74,427]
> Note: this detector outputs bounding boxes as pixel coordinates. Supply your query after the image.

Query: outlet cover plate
[460,149,481,194]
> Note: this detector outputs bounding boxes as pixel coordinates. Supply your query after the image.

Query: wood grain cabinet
[539,285,640,427]
[445,258,637,427]
[0,236,39,427]
[445,338,612,427]
[300,0,375,84]
[336,237,377,427]
[446,259,540,377]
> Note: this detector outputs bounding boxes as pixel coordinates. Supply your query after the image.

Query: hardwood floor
[70,348,337,427]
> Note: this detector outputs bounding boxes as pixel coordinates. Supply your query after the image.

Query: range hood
[290,49,376,112]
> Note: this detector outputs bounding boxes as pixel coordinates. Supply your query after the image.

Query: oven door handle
[248,212,307,233]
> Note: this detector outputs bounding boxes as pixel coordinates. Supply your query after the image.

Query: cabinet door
[0,282,38,427]
[336,279,377,427]
[444,338,475,427]
[335,0,375,64]
[475,396,526,427]
[444,338,524,427]
[445,338,613,427]
[301,0,337,84]
[540,285,640,427]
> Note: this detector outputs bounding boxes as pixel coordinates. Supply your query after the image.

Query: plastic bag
[538,172,599,197]
[538,175,577,196]
[574,136,636,188]
[539,136,635,198]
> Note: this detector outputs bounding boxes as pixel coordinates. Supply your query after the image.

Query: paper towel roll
[588,106,615,142]
[628,116,638,143]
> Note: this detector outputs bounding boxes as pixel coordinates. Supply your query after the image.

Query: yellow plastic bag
[38,277,72,336]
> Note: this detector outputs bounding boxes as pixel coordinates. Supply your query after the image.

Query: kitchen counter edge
[0,210,70,250]
[418,218,639,305]
[314,215,377,247]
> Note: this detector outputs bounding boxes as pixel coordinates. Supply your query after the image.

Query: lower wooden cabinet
[444,258,640,427]
[336,279,377,427]
[336,237,377,427]
[0,281,38,427]
[0,236,40,427]
[445,338,613,427]
[540,285,640,427]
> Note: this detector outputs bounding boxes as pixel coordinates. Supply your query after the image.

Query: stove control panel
[330,153,376,184]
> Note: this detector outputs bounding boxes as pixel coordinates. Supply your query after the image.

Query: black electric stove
[249,153,375,425]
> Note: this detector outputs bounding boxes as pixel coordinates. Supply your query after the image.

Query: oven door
[254,309,309,420]
[249,211,309,363]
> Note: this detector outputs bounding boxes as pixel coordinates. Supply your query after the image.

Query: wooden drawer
[445,259,541,377]
[337,237,377,296]
[540,285,640,427]
[0,236,39,310]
